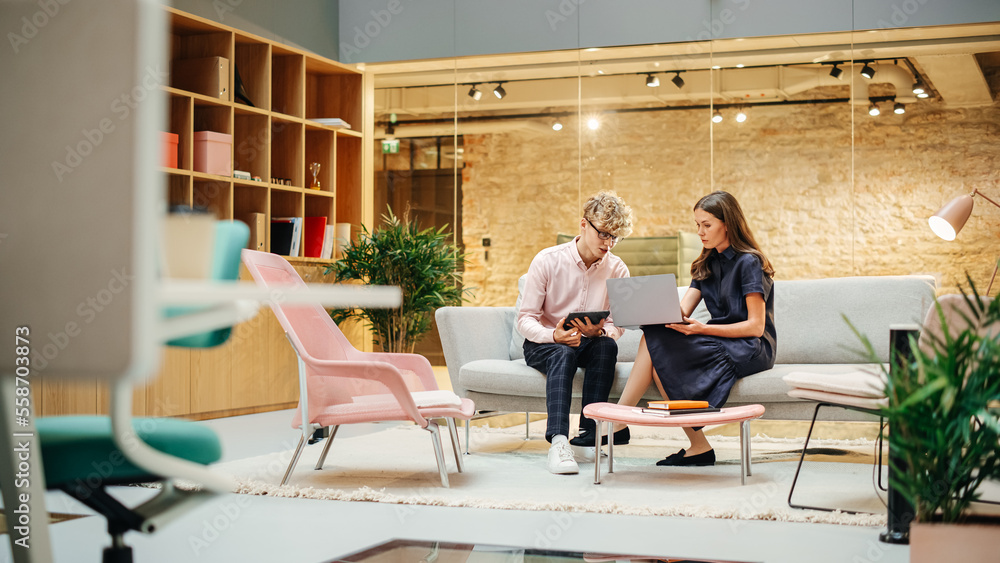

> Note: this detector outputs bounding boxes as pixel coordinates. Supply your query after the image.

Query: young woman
[615,190,776,466]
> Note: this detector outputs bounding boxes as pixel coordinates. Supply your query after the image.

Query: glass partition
[372,21,1000,358]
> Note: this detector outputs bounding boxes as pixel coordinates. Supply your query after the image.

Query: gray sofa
[436,275,936,422]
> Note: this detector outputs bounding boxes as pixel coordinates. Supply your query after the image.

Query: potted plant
[856,279,1000,558]
[324,209,469,354]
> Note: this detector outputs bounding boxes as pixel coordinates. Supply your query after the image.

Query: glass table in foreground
[329,539,757,563]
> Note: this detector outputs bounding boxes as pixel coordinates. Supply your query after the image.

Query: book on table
[645,400,711,410]
[639,407,721,416]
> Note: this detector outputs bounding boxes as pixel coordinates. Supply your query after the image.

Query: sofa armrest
[436,306,516,398]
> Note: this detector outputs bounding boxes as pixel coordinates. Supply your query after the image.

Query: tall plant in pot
[324,209,469,354]
[854,279,1000,558]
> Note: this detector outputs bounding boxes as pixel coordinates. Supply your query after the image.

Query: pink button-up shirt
[516,236,630,344]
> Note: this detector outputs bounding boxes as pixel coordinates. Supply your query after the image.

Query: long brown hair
[690,191,775,281]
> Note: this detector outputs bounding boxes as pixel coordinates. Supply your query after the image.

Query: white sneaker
[547,441,580,474]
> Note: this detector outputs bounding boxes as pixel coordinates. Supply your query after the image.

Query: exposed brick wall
[461,99,1000,306]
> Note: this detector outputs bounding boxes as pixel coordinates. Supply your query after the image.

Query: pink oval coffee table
[581,402,766,485]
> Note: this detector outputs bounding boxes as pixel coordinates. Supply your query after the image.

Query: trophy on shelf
[309,162,321,189]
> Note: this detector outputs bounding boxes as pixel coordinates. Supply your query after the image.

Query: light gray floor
[3,410,911,563]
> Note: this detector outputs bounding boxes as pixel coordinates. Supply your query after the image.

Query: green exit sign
[381,139,399,154]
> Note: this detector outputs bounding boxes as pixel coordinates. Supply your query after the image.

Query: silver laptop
[606,274,684,328]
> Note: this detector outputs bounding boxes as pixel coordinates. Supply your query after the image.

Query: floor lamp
[928,188,1000,294]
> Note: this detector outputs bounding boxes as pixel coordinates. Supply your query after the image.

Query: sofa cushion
[782,369,886,399]
[787,388,888,410]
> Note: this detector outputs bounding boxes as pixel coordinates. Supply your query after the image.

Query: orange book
[645,400,710,410]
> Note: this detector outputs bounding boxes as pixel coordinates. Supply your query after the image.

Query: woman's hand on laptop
[667,317,703,336]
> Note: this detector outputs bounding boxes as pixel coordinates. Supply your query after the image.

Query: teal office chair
[34,220,249,563]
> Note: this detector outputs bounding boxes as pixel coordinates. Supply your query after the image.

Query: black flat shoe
[570,427,630,447]
[655,448,715,467]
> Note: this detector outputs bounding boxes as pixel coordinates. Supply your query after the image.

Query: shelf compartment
[193,179,232,220]
[169,15,233,100]
[167,173,192,209]
[168,94,193,171]
[271,118,304,188]
[335,134,363,228]
[234,35,270,111]
[271,51,304,118]
[304,194,335,258]
[234,182,268,251]
[269,190,304,257]
[234,113,269,182]
[305,129,335,193]
[305,66,363,134]
[193,104,232,136]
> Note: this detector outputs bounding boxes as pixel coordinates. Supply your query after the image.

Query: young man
[516,191,634,474]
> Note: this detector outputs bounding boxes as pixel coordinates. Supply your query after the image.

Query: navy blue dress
[642,247,776,408]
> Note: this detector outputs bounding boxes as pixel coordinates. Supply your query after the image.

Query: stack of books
[640,400,721,416]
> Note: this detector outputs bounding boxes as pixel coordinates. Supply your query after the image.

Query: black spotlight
[645,74,659,87]
[829,64,843,80]
[493,83,506,99]
[671,71,685,89]
[860,62,876,79]
[468,84,482,101]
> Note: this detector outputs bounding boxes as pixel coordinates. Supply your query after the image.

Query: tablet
[563,310,610,330]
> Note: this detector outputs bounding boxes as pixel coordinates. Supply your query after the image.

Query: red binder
[304,216,328,258]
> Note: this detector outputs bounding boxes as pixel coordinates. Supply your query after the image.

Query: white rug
[213,420,889,527]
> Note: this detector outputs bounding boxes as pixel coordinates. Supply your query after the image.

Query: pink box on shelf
[161,132,178,168]
[193,130,232,176]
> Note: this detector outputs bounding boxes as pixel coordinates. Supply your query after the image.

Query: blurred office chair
[34,220,249,563]
[241,249,475,487]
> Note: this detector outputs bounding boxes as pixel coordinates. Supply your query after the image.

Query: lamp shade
[928,194,974,241]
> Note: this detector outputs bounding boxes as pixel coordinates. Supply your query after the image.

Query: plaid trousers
[523,336,618,442]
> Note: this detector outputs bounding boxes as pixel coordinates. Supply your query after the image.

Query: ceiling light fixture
[912,80,926,95]
[860,62,876,79]
[493,83,506,99]
[735,108,747,123]
[587,117,600,130]
[671,71,685,89]
[829,64,843,80]
[712,109,723,123]
[552,120,563,131]
[467,84,482,101]
[645,74,659,87]
[894,102,905,115]
[869,101,880,116]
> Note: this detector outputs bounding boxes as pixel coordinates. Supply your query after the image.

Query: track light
[587,117,600,130]
[860,62,876,79]
[552,120,563,131]
[671,71,685,89]
[645,74,659,87]
[712,109,723,123]
[735,109,747,123]
[894,102,905,115]
[493,83,506,99]
[467,84,482,101]
[829,64,843,80]
[869,102,880,116]
[912,80,925,95]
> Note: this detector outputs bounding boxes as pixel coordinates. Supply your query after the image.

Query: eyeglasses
[586,218,619,243]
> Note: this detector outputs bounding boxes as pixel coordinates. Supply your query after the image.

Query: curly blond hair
[583,191,634,239]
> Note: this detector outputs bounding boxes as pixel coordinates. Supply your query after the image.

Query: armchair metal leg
[426,422,450,487]
[314,425,340,470]
[464,420,470,455]
[446,418,464,472]
[788,402,876,514]
[525,412,530,440]
[281,434,307,486]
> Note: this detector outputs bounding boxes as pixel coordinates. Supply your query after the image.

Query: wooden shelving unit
[36,7,372,420]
